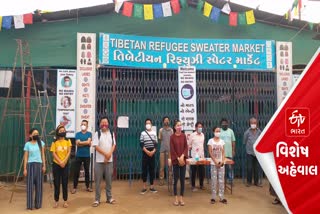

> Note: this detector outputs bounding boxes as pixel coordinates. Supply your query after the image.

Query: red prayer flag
[23,13,33,24]
[122,2,133,17]
[171,0,180,14]
[229,12,237,26]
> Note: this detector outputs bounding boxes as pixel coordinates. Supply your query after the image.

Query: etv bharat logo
[286,108,310,137]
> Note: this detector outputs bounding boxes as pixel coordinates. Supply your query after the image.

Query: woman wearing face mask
[207,126,227,204]
[189,121,205,191]
[50,125,72,208]
[23,128,46,210]
[170,120,188,206]
[139,118,158,194]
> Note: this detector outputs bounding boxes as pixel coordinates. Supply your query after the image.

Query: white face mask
[214,132,221,138]
[250,124,257,129]
[81,125,87,131]
[65,81,70,87]
[146,124,152,130]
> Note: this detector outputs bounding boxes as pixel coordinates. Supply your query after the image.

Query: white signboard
[178,66,197,131]
[0,70,12,88]
[56,69,77,137]
[117,116,129,128]
[77,33,96,132]
[276,41,293,106]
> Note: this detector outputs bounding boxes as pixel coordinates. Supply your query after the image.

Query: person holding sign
[207,126,227,204]
[92,117,116,207]
[50,125,72,208]
[23,128,46,210]
[170,120,188,206]
[140,118,158,194]
[189,121,205,191]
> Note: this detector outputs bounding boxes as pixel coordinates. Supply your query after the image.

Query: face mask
[214,132,221,138]
[164,122,169,126]
[250,124,257,129]
[32,135,39,141]
[176,127,182,132]
[100,124,108,129]
[58,132,66,137]
[146,124,152,130]
[65,81,70,87]
[221,125,228,130]
[81,125,87,131]
[197,128,202,133]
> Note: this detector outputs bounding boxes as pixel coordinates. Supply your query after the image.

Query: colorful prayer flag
[115,1,124,13]
[221,3,231,15]
[203,2,213,18]
[134,4,143,18]
[197,0,204,12]
[238,13,246,25]
[210,7,221,22]
[153,4,163,18]
[246,10,255,25]
[122,2,133,17]
[144,4,154,20]
[180,0,187,9]
[171,0,181,14]
[23,13,33,24]
[309,23,314,31]
[14,15,25,29]
[162,2,172,17]
[229,12,238,26]
[0,16,2,31]
[2,16,12,30]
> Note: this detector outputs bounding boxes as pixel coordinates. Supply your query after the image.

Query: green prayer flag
[134,4,143,18]
[238,12,246,25]
[197,0,204,12]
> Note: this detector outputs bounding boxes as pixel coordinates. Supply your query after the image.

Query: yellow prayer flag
[144,4,153,20]
[285,12,288,20]
[246,10,255,25]
[294,6,298,16]
[0,16,2,31]
[203,2,213,18]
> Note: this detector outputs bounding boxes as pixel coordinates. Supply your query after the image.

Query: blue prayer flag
[153,4,163,18]
[210,7,221,22]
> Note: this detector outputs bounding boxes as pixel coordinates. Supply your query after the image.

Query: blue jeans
[246,154,259,185]
[225,157,234,182]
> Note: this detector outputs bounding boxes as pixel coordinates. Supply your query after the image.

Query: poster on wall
[56,69,77,138]
[276,41,293,106]
[178,66,197,131]
[77,33,96,133]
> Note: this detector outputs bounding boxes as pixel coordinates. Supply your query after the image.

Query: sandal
[53,201,59,208]
[108,198,116,204]
[71,189,77,194]
[86,188,93,192]
[179,201,185,206]
[63,202,69,208]
[92,201,100,207]
[173,201,179,206]
[210,199,216,204]
[220,199,228,204]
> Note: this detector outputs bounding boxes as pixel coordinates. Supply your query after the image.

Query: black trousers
[52,162,69,202]
[191,165,205,188]
[247,154,259,185]
[173,164,186,196]
[73,157,90,189]
[142,152,155,185]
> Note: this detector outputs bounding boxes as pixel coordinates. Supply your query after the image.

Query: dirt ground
[0,179,286,214]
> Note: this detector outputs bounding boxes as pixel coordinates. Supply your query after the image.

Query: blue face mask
[197,128,202,133]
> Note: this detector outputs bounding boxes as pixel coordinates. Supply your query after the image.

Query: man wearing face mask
[92,117,116,207]
[158,116,173,186]
[189,122,205,191]
[72,120,92,194]
[220,118,236,184]
[63,76,71,88]
[140,118,158,194]
[243,117,262,187]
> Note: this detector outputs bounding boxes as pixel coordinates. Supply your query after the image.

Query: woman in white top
[207,126,227,204]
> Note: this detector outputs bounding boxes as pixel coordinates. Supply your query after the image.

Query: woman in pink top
[170,120,188,206]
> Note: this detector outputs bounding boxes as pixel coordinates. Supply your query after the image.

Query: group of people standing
[23,115,264,210]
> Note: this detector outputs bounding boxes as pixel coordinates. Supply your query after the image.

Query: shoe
[255,183,263,187]
[86,187,93,192]
[272,198,281,205]
[192,187,198,192]
[179,200,185,206]
[92,201,100,207]
[140,188,148,195]
[173,201,179,206]
[210,199,216,204]
[150,188,158,193]
[107,198,116,204]
[220,199,227,204]
[71,188,76,194]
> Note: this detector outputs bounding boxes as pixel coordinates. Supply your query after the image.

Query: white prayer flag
[14,15,25,29]
[115,1,124,13]
[162,2,172,17]
[221,3,231,14]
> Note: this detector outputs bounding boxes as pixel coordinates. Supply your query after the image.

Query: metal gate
[96,67,277,180]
